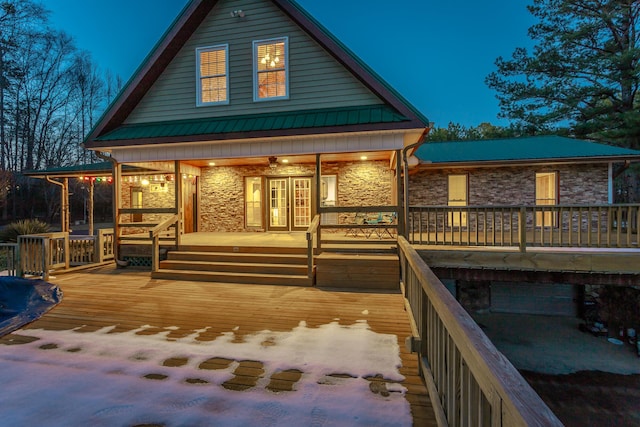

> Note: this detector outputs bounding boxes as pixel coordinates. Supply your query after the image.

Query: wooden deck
[0,265,435,426]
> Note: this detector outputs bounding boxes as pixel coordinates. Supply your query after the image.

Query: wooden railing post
[518,207,527,253]
[151,234,159,273]
[42,237,50,281]
[96,230,104,263]
[306,215,320,279]
[63,232,70,270]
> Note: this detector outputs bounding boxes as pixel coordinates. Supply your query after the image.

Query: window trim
[253,37,289,102]
[196,44,229,107]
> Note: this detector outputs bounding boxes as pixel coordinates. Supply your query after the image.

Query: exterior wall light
[230,10,245,18]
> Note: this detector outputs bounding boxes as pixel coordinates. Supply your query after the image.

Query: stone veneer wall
[409,163,609,206]
[199,160,393,232]
[121,180,176,235]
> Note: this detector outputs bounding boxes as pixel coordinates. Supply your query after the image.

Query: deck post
[396,149,404,236]
[88,178,94,236]
[175,161,183,247]
[113,162,122,262]
[315,153,322,251]
[518,207,527,252]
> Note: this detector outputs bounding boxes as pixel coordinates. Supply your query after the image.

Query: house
[408,136,640,317]
[83,0,429,245]
[410,135,640,210]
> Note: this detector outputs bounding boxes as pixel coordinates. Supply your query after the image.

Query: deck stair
[151,245,313,286]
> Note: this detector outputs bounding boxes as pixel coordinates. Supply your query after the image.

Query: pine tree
[486,0,640,149]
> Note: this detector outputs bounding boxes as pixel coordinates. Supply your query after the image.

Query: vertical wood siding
[126,0,382,125]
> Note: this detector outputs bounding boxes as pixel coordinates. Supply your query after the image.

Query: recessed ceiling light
[208,162,216,166]
[360,156,368,161]
[282,159,289,163]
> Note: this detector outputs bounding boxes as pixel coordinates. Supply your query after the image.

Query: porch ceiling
[182,151,394,168]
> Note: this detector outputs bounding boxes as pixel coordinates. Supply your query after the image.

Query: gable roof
[414,136,640,166]
[84,0,429,149]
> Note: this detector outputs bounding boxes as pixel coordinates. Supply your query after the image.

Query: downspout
[95,150,123,264]
[45,176,69,233]
[402,124,433,238]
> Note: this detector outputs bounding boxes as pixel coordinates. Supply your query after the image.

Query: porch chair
[345,212,367,237]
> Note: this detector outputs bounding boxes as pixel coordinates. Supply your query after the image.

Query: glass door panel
[292,178,311,229]
[536,172,558,227]
[245,177,263,228]
[269,178,288,229]
[447,174,468,227]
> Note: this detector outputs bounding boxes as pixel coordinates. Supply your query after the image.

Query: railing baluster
[627,205,632,247]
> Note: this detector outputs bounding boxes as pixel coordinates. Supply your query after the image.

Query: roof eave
[416,155,640,169]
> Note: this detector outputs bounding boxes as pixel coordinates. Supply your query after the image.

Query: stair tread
[156,269,309,279]
[161,260,306,268]
[170,251,306,258]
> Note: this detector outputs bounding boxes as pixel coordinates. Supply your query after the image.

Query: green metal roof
[96,105,408,142]
[415,136,640,164]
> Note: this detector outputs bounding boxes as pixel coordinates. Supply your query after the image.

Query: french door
[267,177,312,231]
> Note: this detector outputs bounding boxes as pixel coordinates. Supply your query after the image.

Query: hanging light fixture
[268,156,278,169]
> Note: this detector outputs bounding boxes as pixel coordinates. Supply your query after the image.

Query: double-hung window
[253,37,288,101]
[196,44,229,106]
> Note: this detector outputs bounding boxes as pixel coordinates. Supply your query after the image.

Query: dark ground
[521,370,640,427]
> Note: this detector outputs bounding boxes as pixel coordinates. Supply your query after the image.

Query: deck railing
[409,204,639,250]
[306,214,320,279]
[18,232,69,280]
[0,243,19,276]
[16,229,116,280]
[398,236,562,426]
[317,206,399,250]
[69,228,115,265]
[149,214,180,272]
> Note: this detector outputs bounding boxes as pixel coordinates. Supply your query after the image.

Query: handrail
[306,214,321,279]
[149,214,180,272]
[397,236,562,426]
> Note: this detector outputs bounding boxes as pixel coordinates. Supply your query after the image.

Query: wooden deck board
[1,265,435,426]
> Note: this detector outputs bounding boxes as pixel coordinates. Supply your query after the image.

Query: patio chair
[345,212,367,237]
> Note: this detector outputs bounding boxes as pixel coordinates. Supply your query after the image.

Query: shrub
[0,219,50,242]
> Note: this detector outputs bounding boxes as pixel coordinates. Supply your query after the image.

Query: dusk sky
[47,0,536,127]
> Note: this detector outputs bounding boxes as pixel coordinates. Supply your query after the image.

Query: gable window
[536,171,558,227]
[196,45,228,106]
[448,174,468,227]
[253,37,288,101]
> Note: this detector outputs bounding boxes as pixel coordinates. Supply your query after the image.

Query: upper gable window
[253,37,288,101]
[196,45,229,106]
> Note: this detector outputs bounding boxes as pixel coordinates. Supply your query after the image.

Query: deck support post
[395,149,404,236]
[175,161,183,247]
[88,178,94,237]
[315,153,322,252]
[113,162,122,262]
[518,207,527,252]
